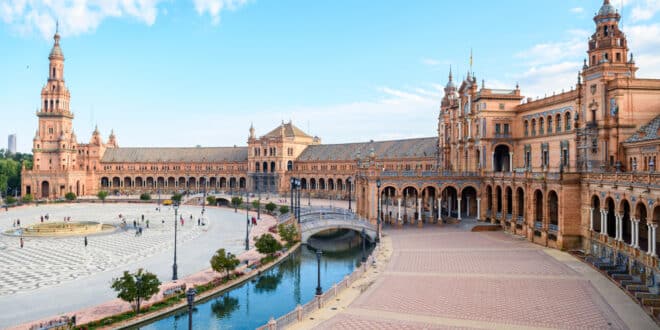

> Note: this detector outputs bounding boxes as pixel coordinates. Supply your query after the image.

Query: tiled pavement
[312,224,657,330]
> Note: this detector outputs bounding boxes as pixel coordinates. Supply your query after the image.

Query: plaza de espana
[21,1,660,266]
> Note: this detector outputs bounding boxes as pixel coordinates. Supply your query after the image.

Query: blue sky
[2,0,659,153]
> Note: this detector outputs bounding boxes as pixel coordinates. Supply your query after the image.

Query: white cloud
[0,0,163,39]
[570,7,584,14]
[193,0,249,25]
[630,0,660,22]
[421,57,440,66]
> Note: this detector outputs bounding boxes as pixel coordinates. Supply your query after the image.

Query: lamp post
[315,249,323,296]
[172,202,179,280]
[186,288,197,330]
[361,228,366,263]
[202,183,206,215]
[347,177,352,212]
[136,277,142,315]
[245,192,250,251]
[295,178,301,222]
[290,177,295,219]
[376,179,381,243]
[257,180,261,221]
[157,188,161,212]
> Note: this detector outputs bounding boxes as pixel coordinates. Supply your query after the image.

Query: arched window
[44,100,48,110]
[556,114,561,132]
[287,160,293,171]
[52,67,56,78]
[539,117,545,135]
[565,112,571,130]
[524,120,529,136]
[531,119,536,136]
[547,116,553,134]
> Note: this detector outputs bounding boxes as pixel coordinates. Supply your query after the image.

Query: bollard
[296,304,303,321]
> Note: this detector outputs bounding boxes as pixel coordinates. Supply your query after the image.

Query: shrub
[139,193,151,201]
[277,223,298,247]
[255,233,282,256]
[22,194,34,203]
[5,196,17,204]
[97,190,109,202]
[265,202,277,214]
[206,195,217,205]
[171,193,183,203]
[210,248,240,279]
[279,205,289,214]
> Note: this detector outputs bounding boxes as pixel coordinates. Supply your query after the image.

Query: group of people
[39,214,50,222]
[11,219,21,227]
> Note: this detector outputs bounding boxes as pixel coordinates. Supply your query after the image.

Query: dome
[446,80,456,89]
[49,33,64,60]
[598,0,616,16]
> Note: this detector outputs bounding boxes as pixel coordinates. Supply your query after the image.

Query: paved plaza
[0,202,250,328]
[305,223,657,330]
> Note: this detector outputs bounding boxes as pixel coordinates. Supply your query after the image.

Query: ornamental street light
[245,192,250,251]
[376,179,381,243]
[315,249,323,296]
[172,202,179,280]
[186,288,197,330]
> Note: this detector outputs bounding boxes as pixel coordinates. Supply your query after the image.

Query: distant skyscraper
[7,134,16,154]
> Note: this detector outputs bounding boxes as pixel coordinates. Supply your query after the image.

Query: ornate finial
[515,82,519,89]
[56,20,59,34]
[629,53,635,63]
[448,65,453,81]
[481,79,485,89]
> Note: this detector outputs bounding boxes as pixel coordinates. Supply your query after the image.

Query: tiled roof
[101,147,248,163]
[263,122,312,139]
[297,137,437,161]
[625,115,660,143]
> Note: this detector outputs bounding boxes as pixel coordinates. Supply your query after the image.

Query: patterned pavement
[314,225,640,330]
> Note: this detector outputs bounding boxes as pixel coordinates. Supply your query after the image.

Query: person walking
[146,219,149,228]
[20,237,24,248]
[16,219,20,227]
[133,220,137,228]
[84,236,88,247]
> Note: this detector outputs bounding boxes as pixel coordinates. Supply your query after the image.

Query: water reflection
[139,241,372,330]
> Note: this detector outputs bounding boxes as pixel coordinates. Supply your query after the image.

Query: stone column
[602,210,608,236]
[509,152,513,172]
[467,119,472,138]
[647,223,653,255]
[615,214,623,241]
[437,198,442,223]
[397,198,402,224]
[457,198,462,220]
[633,218,640,249]
[491,152,495,171]
[417,198,422,226]
[589,208,594,231]
[476,198,481,221]
[651,224,658,257]
[630,217,636,247]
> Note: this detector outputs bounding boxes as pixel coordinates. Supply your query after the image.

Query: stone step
[612,273,632,281]
[626,284,649,293]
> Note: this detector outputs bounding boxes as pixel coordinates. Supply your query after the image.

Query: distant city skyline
[1,0,659,153]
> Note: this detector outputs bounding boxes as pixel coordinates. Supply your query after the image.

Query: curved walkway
[295,222,657,329]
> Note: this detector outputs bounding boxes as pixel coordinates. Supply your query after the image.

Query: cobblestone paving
[316,226,631,329]
[0,204,207,296]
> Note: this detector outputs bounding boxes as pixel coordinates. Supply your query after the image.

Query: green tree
[210,248,240,279]
[279,205,289,214]
[171,193,183,204]
[21,194,33,203]
[97,190,109,203]
[5,196,17,204]
[231,197,243,211]
[265,202,277,214]
[255,233,282,256]
[139,193,151,201]
[65,192,76,201]
[277,224,298,247]
[206,195,217,205]
[252,199,260,210]
[110,268,161,314]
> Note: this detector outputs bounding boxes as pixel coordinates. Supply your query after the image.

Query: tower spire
[448,65,453,82]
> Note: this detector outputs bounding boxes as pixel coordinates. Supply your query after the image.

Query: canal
[138,235,371,329]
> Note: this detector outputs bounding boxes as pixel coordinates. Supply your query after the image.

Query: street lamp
[202,183,206,215]
[257,179,261,221]
[245,192,250,251]
[347,177,352,212]
[361,228,367,263]
[136,277,142,315]
[186,288,197,330]
[315,249,323,296]
[295,178,301,222]
[157,188,161,212]
[172,202,179,281]
[290,177,295,220]
[376,179,381,243]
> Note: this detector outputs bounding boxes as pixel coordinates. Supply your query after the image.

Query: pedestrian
[161,218,164,225]
[17,219,20,227]
[197,218,200,226]
[20,237,24,248]
[133,220,137,228]
[146,219,149,228]
[139,227,143,236]
[84,236,88,247]
[40,216,44,222]
[190,214,193,221]
[141,214,144,221]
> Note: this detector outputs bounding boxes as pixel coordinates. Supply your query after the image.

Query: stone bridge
[298,207,377,243]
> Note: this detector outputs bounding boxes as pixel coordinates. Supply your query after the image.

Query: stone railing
[583,172,659,188]
[256,254,375,330]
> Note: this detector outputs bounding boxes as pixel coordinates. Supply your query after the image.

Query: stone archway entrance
[41,181,50,199]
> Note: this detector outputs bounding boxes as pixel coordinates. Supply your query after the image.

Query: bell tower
[32,25,77,172]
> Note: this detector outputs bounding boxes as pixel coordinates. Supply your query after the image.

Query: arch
[591,195,601,232]
[565,112,571,130]
[262,162,268,173]
[493,145,511,172]
[270,161,275,173]
[505,186,513,217]
[621,199,631,244]
[440,186,458,219]
[328,179,335,191]
[534,190,543,228]
[319,178,326,190]
[382,186,397,223]
[167,177,176,188]
[310,178,317,190]
[337,178,343,191]
[199,177,207,188]
[135,177,143,188]
[112,177,121,188]
[229,177,237,189]
[101,177,110,188]
[402,186,420,223]
[219,177,227,189]
[516,187,524,221]
[287,160,293,171]
[209,177,217,188]
[486,185,493,215]
[524,120,529,136]
[539,117,545,135]
[155,177,163,188]
[636,202,649,252]
[124,177,132,188]
[41,181,50,198]
[556,113,562,132]
[548,190,559,232]
[188,177,197,190]
[654,205,660,254]
[178,177,186,188]
[496,186,503,214]
[239,177,246,189]
[605,197,616,238]
[547,115,553,134]
[146,177,155,188]
[461,186,478,219]
[255,162,260,172]
[76,180,80,196]
[531,118,537,136]
[301,178,307,190]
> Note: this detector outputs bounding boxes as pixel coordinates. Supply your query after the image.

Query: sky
[1,0,659,153]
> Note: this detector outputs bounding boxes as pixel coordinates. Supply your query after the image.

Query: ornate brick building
[22,1,659,262]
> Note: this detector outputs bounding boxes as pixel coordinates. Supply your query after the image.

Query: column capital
[652,223,658,229]
[476,197,481,201]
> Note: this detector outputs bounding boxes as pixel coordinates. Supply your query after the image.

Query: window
[562,149,569,167]
[495,123,501,134]
[565,112,571,130]
[531,119,536,136]
[524,121,529,136]
[547,117,553,134]
[539,118,544,135]
[499,103,505,110]
[616,53,621,62]
[503,124,509,134]
[48,127,54,134]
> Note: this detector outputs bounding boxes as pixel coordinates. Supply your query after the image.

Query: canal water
[138,239,371,329]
